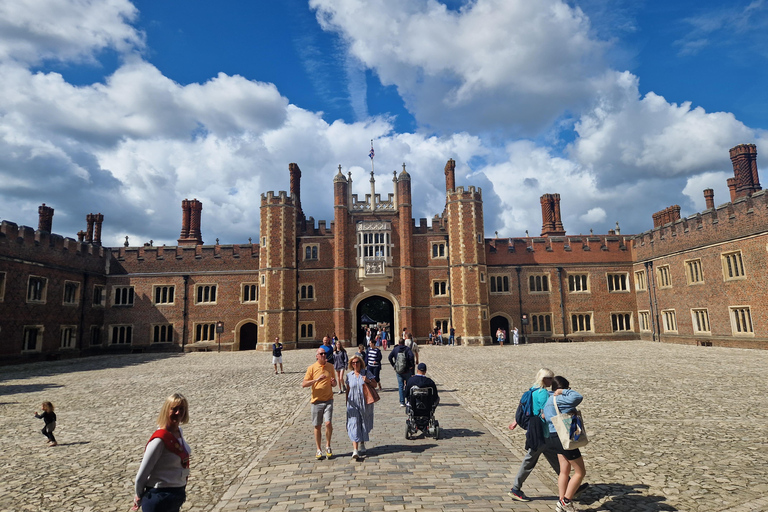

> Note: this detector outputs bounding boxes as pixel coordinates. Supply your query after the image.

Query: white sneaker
[352,449,360,460]
[556,498,577,512]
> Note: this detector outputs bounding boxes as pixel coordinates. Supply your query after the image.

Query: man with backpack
[388,338,415,407]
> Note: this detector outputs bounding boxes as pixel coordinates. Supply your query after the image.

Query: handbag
[362,380,380,404]
[552,395,589,449]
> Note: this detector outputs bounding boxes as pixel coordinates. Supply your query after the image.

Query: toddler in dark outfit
[34,401,57,447]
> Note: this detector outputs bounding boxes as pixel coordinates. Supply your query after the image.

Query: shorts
[310,400,333,427]
[272,356,283,364]
[552,433,582,460]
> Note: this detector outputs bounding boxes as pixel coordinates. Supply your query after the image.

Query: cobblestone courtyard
[1,341,766,512]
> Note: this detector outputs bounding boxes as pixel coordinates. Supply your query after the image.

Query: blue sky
[2,0,767,246]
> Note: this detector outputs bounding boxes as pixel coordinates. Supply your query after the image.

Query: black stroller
[405,386,440,440]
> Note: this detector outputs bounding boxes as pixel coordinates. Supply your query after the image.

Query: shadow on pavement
[0,353,184,382]
[0,383,65,396]
[366,443,438,456]
[580,483,678,511]
[435,428,485,439]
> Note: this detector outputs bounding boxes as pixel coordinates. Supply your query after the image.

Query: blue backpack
[515,388,535,431]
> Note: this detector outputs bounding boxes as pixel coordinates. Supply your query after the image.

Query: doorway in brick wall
[356,296,394,347]
[490,315,509,345]
[239,322,258,350]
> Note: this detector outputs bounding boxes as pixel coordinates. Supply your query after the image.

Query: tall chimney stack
[444,159,456,192]
[38,204,54,233]
[703,189,715,210]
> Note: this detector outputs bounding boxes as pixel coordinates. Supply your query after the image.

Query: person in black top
[272,337,284,374]
[405,363,440,408]
[34,401,57,446]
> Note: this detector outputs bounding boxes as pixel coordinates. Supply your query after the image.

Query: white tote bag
[552,395,589,449]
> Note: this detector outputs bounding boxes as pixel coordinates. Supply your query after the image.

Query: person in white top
[133,393,191,512]
[404,333,419,365]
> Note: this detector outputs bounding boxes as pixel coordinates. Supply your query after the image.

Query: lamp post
[216,321,224,352]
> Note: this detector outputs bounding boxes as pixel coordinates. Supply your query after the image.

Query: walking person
[544,376,587,512]
[508,369,559,501]
[513,327,520,345]
[302,348,337,460]
[133,393,191,512]
[272,337,284,374]
[381,328,388,350]
[333,341,349,394]
[366,338,383,390]
[448,326,455,346]
[34,401,57,447]
[345,355,376,459]
[404,333,419,365]
[388,338,415,407]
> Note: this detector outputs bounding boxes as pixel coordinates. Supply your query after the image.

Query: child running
[34,401,57,447]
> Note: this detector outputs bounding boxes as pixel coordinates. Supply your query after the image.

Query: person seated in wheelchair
[405,363,440,437]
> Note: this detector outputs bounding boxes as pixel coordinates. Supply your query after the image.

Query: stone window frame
[152,323,175,343]
[92,284,105,307]
[721,251,746,281]
[304,244,319,261]
[299,322,315,339]
[568,273,590,293]
[434,319,449,334]
[194,322,217,342]
[261,274,266,286]
[528,273,550,294]
[194,283,218,305]
[634,270,647,291]
[109,324,133,344]
[657,265,672,289]
[299,284,316,301]
[606,273,630,293]
[729,305,754,336]
[112,285,135,306]
[531,313,553,333]
[610,312,633,332]
[691,308,711,334]
[431,242,447,259]
[241,282,258,303]
[489,274,510,294]
[685,259,704,285]
[62,280,81,306]
[356,221,393,266]
[482,309,488,321]
[90,325,103,346]
[638,310,651,332]
[661,309,677,333]
[22,325,44,352]
[432,280,448,297]
[27,275,48,304]
[60,325,77,349]
[570,312,593,333]
[153,284,176,305]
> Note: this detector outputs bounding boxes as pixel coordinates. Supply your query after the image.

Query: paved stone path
[1,341,767,512]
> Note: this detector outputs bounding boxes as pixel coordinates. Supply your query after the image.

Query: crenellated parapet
[446,185,483,202]
[412,215,449,234]
[0,221,108,272]
[260,190,297,206]
[298,217,334,236]
[486,235,633,265]
[109,243,260,273]
[633,190,768,261]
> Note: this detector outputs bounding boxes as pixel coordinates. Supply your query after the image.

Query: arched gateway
[490,315,510,345]
[239,322,258,350]
[355,295,395,347]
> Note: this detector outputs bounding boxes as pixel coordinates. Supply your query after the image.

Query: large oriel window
[356,221,393,268]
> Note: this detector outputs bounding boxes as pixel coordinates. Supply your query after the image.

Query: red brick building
[1,144,767,362]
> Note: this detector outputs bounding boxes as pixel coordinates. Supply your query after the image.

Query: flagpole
[370,139,374,174]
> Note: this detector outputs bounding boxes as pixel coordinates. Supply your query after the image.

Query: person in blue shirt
[543,376,586,512]
[508,368,559,501]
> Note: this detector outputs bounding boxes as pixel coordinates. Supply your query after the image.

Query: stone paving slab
[1,341,767,511]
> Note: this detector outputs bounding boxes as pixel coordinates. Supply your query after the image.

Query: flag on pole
[369,147,374,160]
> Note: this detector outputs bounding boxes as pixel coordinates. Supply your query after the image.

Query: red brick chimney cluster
[84,213,104,245]
[38,204,54,233]
[444,159,456,192]
[652,205,681,228]
[178,199,203,246]
[540,193,565,236]
[729,143,761,200]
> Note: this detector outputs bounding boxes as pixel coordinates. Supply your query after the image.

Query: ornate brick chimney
[38,204,54,233]
[289,162,304,220]
[729,143,761,199]
[652,205,681,228]
[178,199,203,245]
[540,193,566,236]
[93,213,104,245]
[703,189,715,210]
[444,159,456,192]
